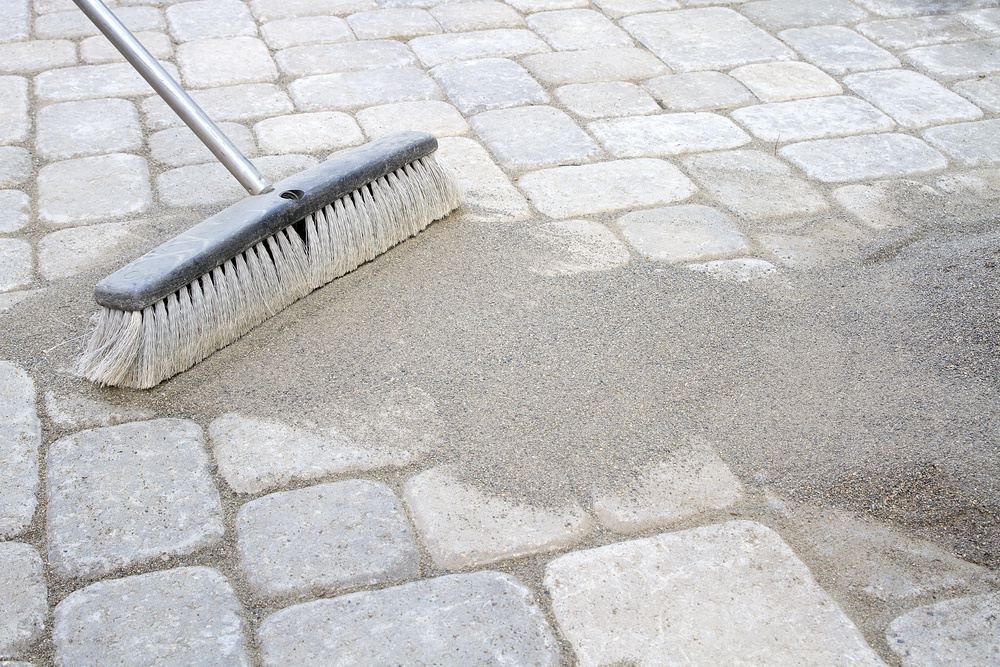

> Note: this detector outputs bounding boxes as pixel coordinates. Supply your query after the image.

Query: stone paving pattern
[1,0,1000,664]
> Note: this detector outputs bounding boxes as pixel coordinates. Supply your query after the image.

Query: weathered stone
[259,572,560,666]
[682,150,828,220]
[0,239,32,293]
[0,77,29,144]
[157,154,317,208]
[409,29,550,67]
[732,96,895,142]
[177,37,278,89]
[80,31,173,64]
[356,100,469,138]
[545,521,885,667]
[854,0,998,18]
[780,25,901,74]
[521,47,667,84]
[142,83,293,129]
[0,543,45,657]
[34,6,162,40]
[0,191,29,234]
[835,179,940,229]
[432,58,547,114]
[780,134,948,182]
[643,72,755,111]
[35,62,182,103]
[0,362,40,539]
[519,159,696,218]
[149,121,256,167]
[622,8,794,72]
[290,68,443,111]
[962,7,1000,33]
[38,154,151,226]
[166,0,257,42]
[527,9,632,50]
[435,136,532,221]
[954,76,1000,112]
[729,61,842,102]
[430,1,524,31]
[846,70,983,129]
[904,38,1000,81]
[253,112,364,155]
[555,81,660,119]
[275,41,415,77]
[44,391,156,430]
[237,480,419,598]
[744,0,870,30]
[857,15,982,49]
[589,113,751,158]
[46,419,225,579]
[923,119,1000,166]
[687,258,778,281]
[0,0,29,43]
[529,220,631,276]
[260,16,354,50]
[404,466,594,569]
[618,204,748,263]
[250,0,375,21]
[36,98,142,160]
[593,0,679,19]
[347,8,441,39]
[0,40,76,75]
[471,106,599,169]
[53,567,249,666]
[887,593,1000,666]
[38,223,132,280]
[0,148,30,188]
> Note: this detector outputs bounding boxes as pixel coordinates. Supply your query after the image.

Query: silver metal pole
[72,0,273,195]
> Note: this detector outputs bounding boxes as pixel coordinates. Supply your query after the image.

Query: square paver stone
[259,572,560,666]
[0,362,40,540]
[845,69,983,129]
[923,119,1000,166]
[526,9,632,50]
[36,98,142,160]
[0,76,28,144]
[555,82,660,119]
[886,592,1000,666]
[779,25,901,74]
[260,16,354,50]
[37,154,151,226]
[643,72,755,111]
[589,113,751,158]
[621,8,794,72]
[729,62,842,102]
[45,419,225,579]
[544,520,885,666]
[275,41,415,77]
[682,150,828,220]
[731,96,895,142]
[905,38,1000,81]
[617,204,748,262]
[166,0,257,42]
[0,239,32,294]
[290,68,443,111]
[431,58,548,114]
[739,0,870,29]
[521,47,667,84]
[53,567,249,666]
[471,106,600,169]
[0,543,45,656]
[237,480,419,598]
[780,133,948,182]
[177,37,278,88]
[519,159,696,218]
[857,16,982,49]
[409,29,550,67]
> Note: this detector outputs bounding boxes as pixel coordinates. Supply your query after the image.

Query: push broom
[72,0,460,389]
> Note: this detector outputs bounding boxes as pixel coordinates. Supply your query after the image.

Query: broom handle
[72,0,273,195]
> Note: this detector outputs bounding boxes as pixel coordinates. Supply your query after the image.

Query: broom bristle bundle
[79,154,459,389]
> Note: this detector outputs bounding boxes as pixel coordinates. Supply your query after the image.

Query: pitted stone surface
[209,413,422,495]
[858,15,982,49]
[253,112,364,154]
[555,81,660,118]
[259,572,561,666]
[430,1,525,31]
[236,480,419,598]
[780,134,948,182]
[0,543,45,657]
[0,362,39,540]
[687,258,778,281]
[142,83,293,129]
[519,159,697,218]
[527,9,632,50]
[166,0,258,42]
[954,76,1000,112]
[80,31,173,64]
[0,77,29,145]
[44,392,156,431]
[731,96,895,142]
[923,119,1000,166]
[149,121,257,167]
[347,8,441,39]
[432,58,547,114]
[38,223,133,280]
[404,466,594,569]
[356,100,470,138]
[529,220,631,276]
[435,136,531,221]
[729,61,842,102]
[643,71,755,111]
[886,592,1000,666]
[275,41,415,77]
[36,98,142,160]
[0,148,31,188]
[618,204,748,262]
[904,38,1000,81]
[739,0,870,29]
[0,240,33,293]
[521,47,667,84]
[37,154,151,226]
[35,62,182,103]
[545,521,885,667]
[471,106,599,169]
[780,26,901,74]
[682,150,828,220]
[592,444,744,533]
[409,29,550,67]
[0,191,29,234]
[845,70,983,129]
[177,37,278,88]
[157,154,318,207]
[0,40,76,74]
[53,567,249,666]
[622,8,794,72]
[589,113,751,157]
[290,68,443,110]
[260,16,354,50]
[45,419,225,579]
[250,0,376,22]
[0,0,29,42]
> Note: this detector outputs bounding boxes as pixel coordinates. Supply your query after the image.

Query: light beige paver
[253,112,364,154]
[555,81,660,118]
[731,96,895,142]
[589,113,751,157]
[618,204,748,263]
[729,61,842,102]
[780,133,948,182]
[521,47,667,84]
[435,136,532,221]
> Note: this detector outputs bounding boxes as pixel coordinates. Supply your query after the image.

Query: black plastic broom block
[95,131,438,312]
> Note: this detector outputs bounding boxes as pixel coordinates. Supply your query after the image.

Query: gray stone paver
[923,119,1000,166]
[739,0,870,29]
[886,592,1000,666]
[471,105,600,169]
[79,31,173,64]
[149,121,257,167]
[33,7,162,40]
[141,83,294,129]
[37,154,151,226]
[37,223,133,280]
[259,16,354,49]
[0,361,39,539]
[855,0,999,18]
[617,204,749,262]
[731,96,895,142]
[435,136,532,221]
[0,0,29,43]
[249,0,376,22]
[432,58,548,114]
[729,61,842,102]
[0,77,28,145]
[0,40,76,75]
[290,68,443,111]
[236,480,419,598]
[521,47,667,84]
[166,0,258,42]
[526,9,632,50]
[45,419,225,579]
[0,148,31,188]
[409,29,550,66]
[904,38,1000,80]
[555,81,660,118]
[954,76,1000,111]
[34,62,182,103]
[53,567,249,666]
[177,37,278,88]
[35,98,143,160]
[529,219,631,276]
[253,112,364,154]
[643,71,756,111]
[589,113,751,158]
[962,7,1000,34]
[0,543,45,657]
[346,8,442,39]
[259,572,560,666]
[845,69,983,129]
[275,41,415,77]
[780,25,901,74]
[430,1,525,31]
[780,133,948,182]
[356,100,470,137]
[0,191,30,234]
[857,15,983,49]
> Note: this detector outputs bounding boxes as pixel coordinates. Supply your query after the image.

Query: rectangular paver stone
[845,69,983,129]
[0,148,30,188]
[886,592,1000,666]
[178,37,277,88]
[276,41,415,77]
[346,8,441,39]
[781,133,948,182]
[471,106,600,169]
[527,9,632,50]
[430,1,525,31]
[409,29,550,66]
[923,119,1000,166]
[0,543,45,656]
[435,136,532,221]
[857,16,982,49]
[521,47,667,84]
[250,0,375,21]
[35,62,181,102]
[904,38,1000,81]
[739,0,870,29]
[254,112,363,154]
[0,240,32,293]
[731,96,895,142]
[166,0,257,42]
[38,154,151,225]
[730,61,842,102]
[150,121,256,167]
[0,363,39,538]
[954,76,1000,111]
[290,67,443,110]
[643,72,755,111]
[589,113,751,157]
[0,40,77,74]
[780,25,901,74]
[80,31,173,64]
[34,6,162,39]
[555,81,660,118]
[617,204,748,262]
[260,16,354,50]
[594,0,679,17]
[0,0,29,43]
[142,83,293,129]
[0,77,29,144]
[432,58,548,114]
[36,98,142,160]
[259,572,560,666]
[0,191,30,234]
[356,100,470,138]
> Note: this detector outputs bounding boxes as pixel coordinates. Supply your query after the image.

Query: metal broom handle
[72,0,273,195]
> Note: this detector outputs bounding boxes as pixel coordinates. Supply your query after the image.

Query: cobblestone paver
[886,592,1000,666]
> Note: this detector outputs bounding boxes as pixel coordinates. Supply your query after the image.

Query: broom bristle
[79,154,460,389]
